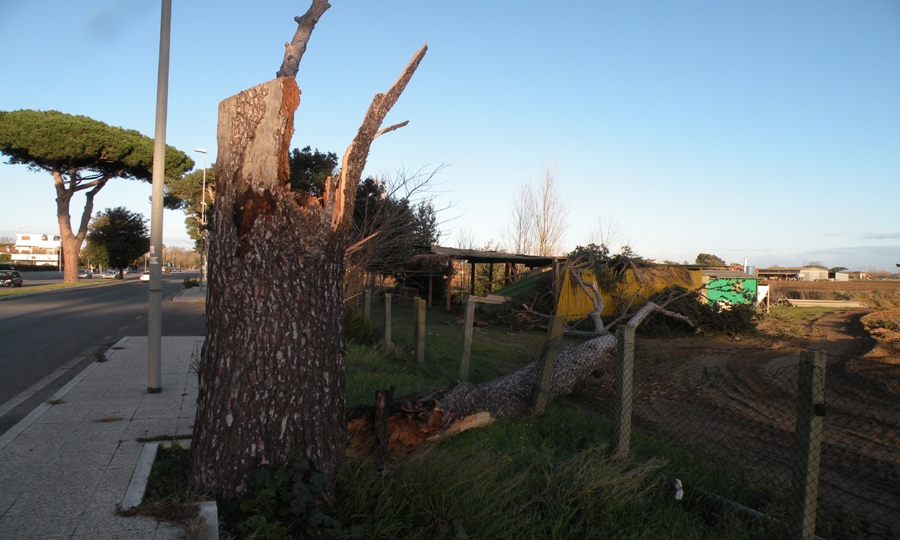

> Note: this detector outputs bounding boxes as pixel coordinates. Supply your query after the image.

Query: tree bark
[191,42,428,499]
[54,167,102,282]
[189,77,350,499]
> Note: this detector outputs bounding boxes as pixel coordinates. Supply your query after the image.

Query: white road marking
[0,347,96,417]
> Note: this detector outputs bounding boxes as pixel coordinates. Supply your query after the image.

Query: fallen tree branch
[347,301,695,458]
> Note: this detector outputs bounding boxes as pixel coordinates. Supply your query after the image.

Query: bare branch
[345,232,379,256]
[331,44,428,232]
[374,120,409,139]
[276,0,331,78]
[625,302,697,330]
[567,266,606,334]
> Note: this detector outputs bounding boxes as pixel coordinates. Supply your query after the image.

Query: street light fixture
[194,148,207,291]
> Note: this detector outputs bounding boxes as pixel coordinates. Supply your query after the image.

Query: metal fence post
[529,315,567,416]
[363,289,371,323]
[613,325,635,458]
[458,297,476,381]
[415,297,426,364]
[383,292,392,352]
[790,349,826,540]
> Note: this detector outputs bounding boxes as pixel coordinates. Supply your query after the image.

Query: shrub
[639,289,757,337]
[220,455,359,539]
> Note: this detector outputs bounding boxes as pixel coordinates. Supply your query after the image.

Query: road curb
[0,353,106,451]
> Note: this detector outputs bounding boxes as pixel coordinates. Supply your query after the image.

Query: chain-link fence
[356,291,899,538]
[587,334,900,539]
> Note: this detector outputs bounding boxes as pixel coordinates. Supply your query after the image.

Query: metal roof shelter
[428,246,558,267]
[756,267,804,280]
[422,246,562,307]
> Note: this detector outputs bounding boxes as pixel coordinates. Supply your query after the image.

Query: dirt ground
[768,280,900,293]
[572,309,900,538]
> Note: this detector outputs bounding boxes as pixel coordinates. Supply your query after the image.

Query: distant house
[847,271,868,280]
[11,233,61,266]
[755,266,829,281]
[756,267,803,280]
[799,267,829,281]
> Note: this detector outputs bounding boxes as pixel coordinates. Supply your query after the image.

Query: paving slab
[0,336,203,539]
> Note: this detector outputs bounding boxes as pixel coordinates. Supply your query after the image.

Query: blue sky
[1,1,898,271]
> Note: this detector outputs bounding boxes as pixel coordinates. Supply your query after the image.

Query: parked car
[140,271,150,283]
[77,269,93,279]
[101,270,118,279]
[0,270,23,287]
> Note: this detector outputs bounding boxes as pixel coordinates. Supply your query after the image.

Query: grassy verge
[0,281,103,297]
[145,305,856,539]
[118,442,208,539]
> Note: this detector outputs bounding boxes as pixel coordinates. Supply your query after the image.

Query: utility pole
[194,148,207,291]
[147,0,172,394]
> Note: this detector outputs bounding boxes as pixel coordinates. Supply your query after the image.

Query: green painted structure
[702,270,758,305]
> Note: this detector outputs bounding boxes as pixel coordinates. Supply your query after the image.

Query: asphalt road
[0,273,206,435]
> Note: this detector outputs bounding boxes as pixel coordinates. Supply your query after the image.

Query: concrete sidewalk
[0,336,203,539]
[172,285,206,304]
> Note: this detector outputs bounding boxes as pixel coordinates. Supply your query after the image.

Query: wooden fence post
[790,349,826,540]
[363,289,371,323]
[613,325,635,458]
[383,292,392,352]
[458,297,476,381]
[446,275,452,312]
[415,297,426,364]
[529,315,567,416]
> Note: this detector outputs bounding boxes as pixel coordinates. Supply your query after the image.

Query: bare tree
[344,166,444,297]
[503,164,568,256]
[455,226,478,250]
[502,181,536,255]
[586,215,629,254]
[533,163,567,257]
[190,0,428,499]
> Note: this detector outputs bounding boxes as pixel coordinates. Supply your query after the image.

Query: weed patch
[118,442,207,538]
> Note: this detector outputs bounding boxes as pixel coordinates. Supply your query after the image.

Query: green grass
[333,336,797,540]
[152,301,871,539]
[0,280,102,297]
[362,301,566,387]
[758,306,837,338]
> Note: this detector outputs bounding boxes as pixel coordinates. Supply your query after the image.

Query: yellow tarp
[556,267,703,321]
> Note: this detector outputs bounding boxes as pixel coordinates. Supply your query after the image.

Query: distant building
[11,233,61,266]
[754,266,829,281]
[755,267,803,280]
[847,271,868,280]
[829,271,849,281]
[799,267,829,281]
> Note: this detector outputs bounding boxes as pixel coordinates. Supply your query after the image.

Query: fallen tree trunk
[347,301,692,455]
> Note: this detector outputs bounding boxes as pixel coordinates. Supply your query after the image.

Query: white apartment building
[11,233,61,266]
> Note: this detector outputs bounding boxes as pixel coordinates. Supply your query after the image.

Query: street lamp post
[194,148,207,291]
[147,0,172,394]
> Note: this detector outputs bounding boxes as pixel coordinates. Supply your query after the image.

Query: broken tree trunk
[346,301,693,456]
[190,0,428,499]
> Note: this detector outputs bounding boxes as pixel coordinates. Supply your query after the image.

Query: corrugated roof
[428,246,559,267]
